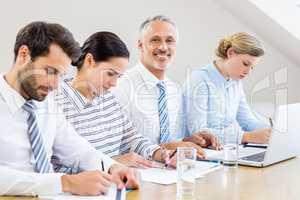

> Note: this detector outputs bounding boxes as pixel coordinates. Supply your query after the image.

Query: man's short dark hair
[14,21,80,62]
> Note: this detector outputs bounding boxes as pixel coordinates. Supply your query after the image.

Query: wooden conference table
[127,157,300,200]
[1,157,300,200]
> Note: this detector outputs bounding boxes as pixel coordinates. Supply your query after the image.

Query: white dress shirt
[0,75,116,196]
[112,62,182,144]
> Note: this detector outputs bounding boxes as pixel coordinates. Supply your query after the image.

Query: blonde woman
[182,32,271,146]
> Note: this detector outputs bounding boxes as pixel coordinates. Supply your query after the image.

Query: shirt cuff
[34,173,64,196]
[238,130,245,144]
[148,145,161,160]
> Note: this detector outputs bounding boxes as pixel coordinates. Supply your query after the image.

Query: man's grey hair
[139,15,178,38]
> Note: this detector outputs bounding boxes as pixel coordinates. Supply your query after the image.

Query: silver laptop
[238,103,300,167]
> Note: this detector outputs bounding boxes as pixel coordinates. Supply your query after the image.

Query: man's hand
[61,171,112,196]
[108,164,140,190]
[160,141,206,158]
[242,128,272,144]
[183,131,221,150]
[113,153,159,168]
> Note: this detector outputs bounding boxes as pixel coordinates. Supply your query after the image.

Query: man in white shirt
[0,21,138,196]
[112,16,220,156]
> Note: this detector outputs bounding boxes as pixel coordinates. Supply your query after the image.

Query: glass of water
[177,147,196,200]
[222,123,240,167]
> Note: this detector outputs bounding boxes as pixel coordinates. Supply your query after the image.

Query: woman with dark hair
[52,31,174,172]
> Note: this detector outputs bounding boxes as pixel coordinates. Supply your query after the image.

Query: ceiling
[249,0,300,40]
[216,0,300,66]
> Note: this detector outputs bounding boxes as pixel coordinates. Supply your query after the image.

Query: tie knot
[157,81,166,90]
[22,100,37,113]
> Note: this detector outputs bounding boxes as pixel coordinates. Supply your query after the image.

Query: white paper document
[204,145,267,160]
[40,184,125,200]
[139,161,221,185]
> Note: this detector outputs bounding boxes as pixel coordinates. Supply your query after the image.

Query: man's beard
[17,63,47,101]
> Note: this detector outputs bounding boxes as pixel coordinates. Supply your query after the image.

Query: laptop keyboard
[241,152,266,162]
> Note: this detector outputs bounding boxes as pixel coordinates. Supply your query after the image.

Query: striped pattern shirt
[54,79,160,161]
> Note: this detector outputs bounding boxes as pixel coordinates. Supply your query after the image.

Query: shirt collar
[61,78,101,112]
[137,62,167,90]
[207,62,234,89]
[0,75,26,113]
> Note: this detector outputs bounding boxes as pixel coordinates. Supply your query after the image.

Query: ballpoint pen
[269,117,273,128]
[243,143,268,149]
[164,149,177,168]
[101,160,105,171]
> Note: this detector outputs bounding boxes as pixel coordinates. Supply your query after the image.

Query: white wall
[0,0,299,113]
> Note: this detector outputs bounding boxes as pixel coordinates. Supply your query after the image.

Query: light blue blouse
[181,63,268,142]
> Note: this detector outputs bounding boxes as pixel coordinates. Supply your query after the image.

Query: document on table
[204,145,267,160]
[204,148,223,160]
[40,184,125,200]
[139,161,221,185]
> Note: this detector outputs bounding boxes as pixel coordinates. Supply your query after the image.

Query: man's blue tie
[157,81,171,143]
[22,100,53,173]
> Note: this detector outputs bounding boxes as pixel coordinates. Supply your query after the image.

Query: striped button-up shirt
[54,79,160,162]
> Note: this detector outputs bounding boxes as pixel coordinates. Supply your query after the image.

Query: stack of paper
[139,161,221,185]
[204,145,267,159]
[40,184,125,200]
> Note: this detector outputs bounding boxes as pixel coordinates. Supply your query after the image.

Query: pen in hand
[102,160,128,190]
[164,149,177,168]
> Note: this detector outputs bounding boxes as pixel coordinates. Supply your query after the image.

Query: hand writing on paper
[109,164,140,190]
[61,170,112,196]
